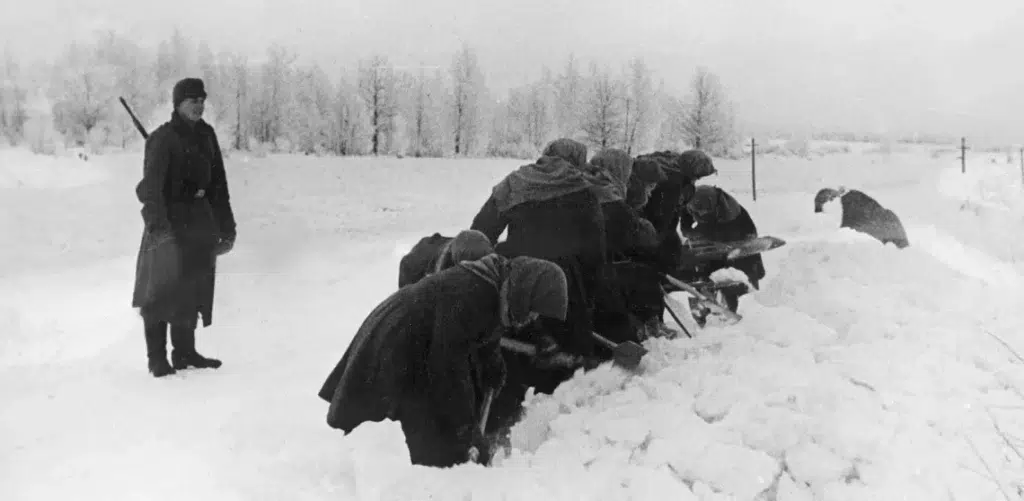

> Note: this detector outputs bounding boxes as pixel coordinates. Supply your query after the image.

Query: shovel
[590,331,647,371]
[499,338,583,368]
[663,274,742,323]
[468,388,496,464]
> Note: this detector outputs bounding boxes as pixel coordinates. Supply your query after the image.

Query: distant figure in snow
[682,185,766,312]
[397,229,494,288]
[131,77,237,378]
[317,254,568,468]
[814,187,910,249]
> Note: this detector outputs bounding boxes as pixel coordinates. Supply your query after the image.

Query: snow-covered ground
[1,144,1023,500]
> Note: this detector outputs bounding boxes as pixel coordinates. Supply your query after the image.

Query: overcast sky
[4,0,1023,145]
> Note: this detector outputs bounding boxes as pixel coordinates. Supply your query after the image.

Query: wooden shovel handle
[590,331,619,350]
[478,388,495,435]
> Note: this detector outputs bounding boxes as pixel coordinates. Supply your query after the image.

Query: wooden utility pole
[751,138,758,201]
[961,137,967,174]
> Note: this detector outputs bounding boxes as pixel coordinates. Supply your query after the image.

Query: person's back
[637,150,717,273]
[470,140,607,390]
[685,186,767,303]
[397,230,494,288]
[398,233,452,288]
[492,188,605,265]
[839,189,910,249]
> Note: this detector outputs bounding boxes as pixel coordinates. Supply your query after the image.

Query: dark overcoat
[839,190,910,249]
[471,188,607,357]
[689,207,767,289]
[317,265,505,467]
[131,112,237,330]
[397,233,452,288]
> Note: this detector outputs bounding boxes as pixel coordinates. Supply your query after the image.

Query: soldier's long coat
[131,112,236,330]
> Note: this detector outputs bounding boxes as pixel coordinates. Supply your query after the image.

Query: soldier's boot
[144,319,176,378]
[170,325,222,370]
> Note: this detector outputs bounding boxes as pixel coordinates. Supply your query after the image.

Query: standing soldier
[131,77,237,378]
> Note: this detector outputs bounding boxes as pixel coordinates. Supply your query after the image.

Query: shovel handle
[478,388,495,435]
[499,338,583,368]
[663,274,742,323]
[590,331,619,350]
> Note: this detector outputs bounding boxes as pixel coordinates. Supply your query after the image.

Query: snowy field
[2,143,1023,500]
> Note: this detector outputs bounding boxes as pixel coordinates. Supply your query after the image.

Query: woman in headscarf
[397,229,495,288]
[470,138,606,377]
[583,149,665,344]
[682,184,766,311]
[638,150,718,273]
[317,254,568,468]
[625,154,670,211]
[589,149,659,261]
[813,187,910,249]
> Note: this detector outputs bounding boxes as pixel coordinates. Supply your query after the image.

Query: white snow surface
[2,148,1024,500]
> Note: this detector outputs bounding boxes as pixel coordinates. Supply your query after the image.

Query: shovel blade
[612,341,648,369]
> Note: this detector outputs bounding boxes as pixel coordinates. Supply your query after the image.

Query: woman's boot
[170,325,222,370]
[143,318,176,378]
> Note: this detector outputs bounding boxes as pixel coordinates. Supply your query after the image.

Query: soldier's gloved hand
[215,234,235,256]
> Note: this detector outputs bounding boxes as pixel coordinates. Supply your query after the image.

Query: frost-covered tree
[92,31,154,147]
[406,68,444,157]
[677,66,735,153]
[49,41,113,147]
[154,28,193,91]
[554,54,583,140]
[448,43,486,156]
[0,47,28,146]
[250,43,297,148]
[330,73,366,156]
[580,63,623,150]
[619,56,656,154]
[217,51,251,150]
[357,54,398,155]
[292,63,335,154]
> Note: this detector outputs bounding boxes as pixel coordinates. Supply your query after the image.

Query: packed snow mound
[332,234,1024,500]
[0,148,108,190]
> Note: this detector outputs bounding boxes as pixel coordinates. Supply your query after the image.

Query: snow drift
[2,148,1023,501]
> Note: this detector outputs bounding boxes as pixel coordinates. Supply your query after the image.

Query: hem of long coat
[135,305,211,331]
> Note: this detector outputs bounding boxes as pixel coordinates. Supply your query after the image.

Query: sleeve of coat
[207,129,237,239]
[630,211,659,250]
[136,132,172,234]
[426,302,482,445]
[470,195,508,245]
[582,191,609,270]
[474,334,506,393]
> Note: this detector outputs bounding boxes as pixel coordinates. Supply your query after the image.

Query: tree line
[0,29,738,158]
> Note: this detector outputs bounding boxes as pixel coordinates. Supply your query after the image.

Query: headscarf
[627,151,674,209]
[631,156,669,184]
[459,254,568,327]
[588,149,634,204]
[676,150,718,181]
[813,187,843,213]
[433,230,494,274]
[540,138,588,169]
[490,156,592,213]
[685,185,743,224]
